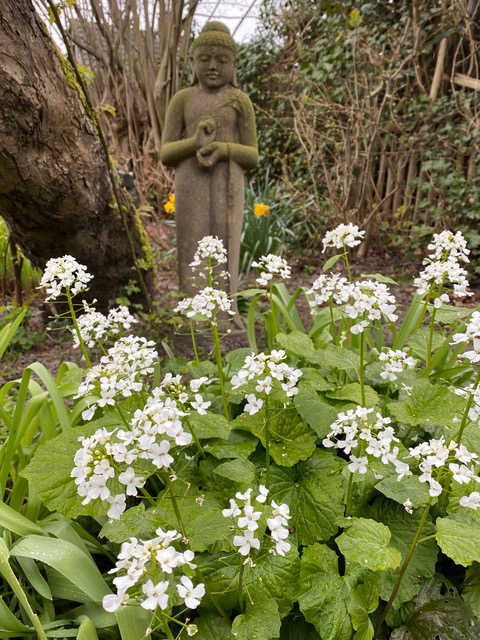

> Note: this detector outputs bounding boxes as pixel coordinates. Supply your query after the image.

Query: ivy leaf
[214,459,256,484]
[276,332,315,359]
[179,613,233,639]
[336,517,402,571]
[298,543,352,640]
[270,451,345,544]
[322,344,360,377]
[346,580,379,640]
[204,430,259,460]
[436,510,480,567]
[375,476,431,508]
[231,598,281,640]
[374,499,438,609]
[294,387,338,438]
[388,380,465,427]
[326,383,379,407]
[233,409,317,467]
[20,415,122,519]
[188,412,231,440]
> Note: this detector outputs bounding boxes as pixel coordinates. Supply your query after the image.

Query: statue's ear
[231,66,238,87]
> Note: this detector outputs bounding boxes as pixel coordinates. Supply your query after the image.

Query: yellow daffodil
[254,203,270,217]
[164,194,175,214]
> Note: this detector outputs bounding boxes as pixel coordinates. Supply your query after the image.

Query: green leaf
[21,416,122,518]
[322,344,360,376]
[323,254,343,271]
[374,499,437,608]
[234,409,317,467]
[214,458,256,484]
[375,475,430,508]
[409,327,446,362]
[346,580,379,640]
[360,273,398,285]
[0,308,27,358]
[204,430,259,460]
[426,304,474,325]
[77,616,99,640]
[294,387,338,438]
[336,517,402,571]
[179,613,233,639]
[276,331,315,358]
[299,543,352,640]
[279,614,320,639]
[388,380,465,427]
[99,503,161,543]
[188,412,231,440]
[436,510,480,567]
[0,596,33,635]
[299,369,336,392]
[270,451,345,544]
[326,383,379,407]
[0,500,44,536]
[231,598,281,640]
[462,563,480,617]
[10,535,110,602]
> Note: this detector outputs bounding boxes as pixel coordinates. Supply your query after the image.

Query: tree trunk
[0,0,153,307]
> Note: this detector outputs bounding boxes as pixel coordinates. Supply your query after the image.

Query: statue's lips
[207,73,219,79]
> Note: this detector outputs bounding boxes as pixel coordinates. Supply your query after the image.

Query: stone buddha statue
[160,22,258,298]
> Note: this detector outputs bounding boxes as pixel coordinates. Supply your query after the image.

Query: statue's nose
[208,59,218,70]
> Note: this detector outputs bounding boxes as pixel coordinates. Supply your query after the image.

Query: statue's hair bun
[201,22,231,35]
[191,20,237,53]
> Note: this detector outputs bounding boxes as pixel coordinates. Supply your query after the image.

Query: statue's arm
[227,94,258,171]
[160,92,198,167]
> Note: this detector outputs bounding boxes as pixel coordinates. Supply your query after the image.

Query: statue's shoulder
[227,88,255,116]
[168,87,194,108]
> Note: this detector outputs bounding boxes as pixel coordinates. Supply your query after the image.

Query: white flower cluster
[307,274,353,310]
[323,406,411,480]
[345,280,398,334]
[222,487,291,558]
[414,230,471,307]
[231,350,302,415]
[76,336,158,420]
[152,374,212,415]
[251,254,291,286]
[427,230,470,263]
[452,311,480,364]
[175,287,234,322]
[455,383,480,423]
[73,302,137,349]
[379,350,416,382]
[409,437,480,501]
[39,255,93,301]
[102,528,204,614]
[322,223,365,252]
[71,398,191,519]
[190,235,228,268]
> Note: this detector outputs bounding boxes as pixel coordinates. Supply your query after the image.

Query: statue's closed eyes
[160,22,258,301]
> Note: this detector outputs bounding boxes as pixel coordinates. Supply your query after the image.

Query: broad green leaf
[374,499,437,608]
[463,563,480,617]
[388,380,465,427]
[436,510,480,566]
[17,556,52,600]
[179,613,233,639]
[188,412,231,440]
[298,544,352,640]
[299,369,335,392]
[77,616,99,640]
[346,580,379,640]
[279,614,320,639]
[336,517,402,571]
[427,304,474,325]
[231,598,281,640]
[234,408,317,467]
[10,535,110,602]
[375,475,430,508]
[270,451,345,544]
[0,596,32,635]
[100,504,161,543]
[409,327,446,362]
[360,273,398,285]
[225,348,252,373]
[115,605,151,640]
[214,458,256,484]
[276,331,315,358]
[294,387,338,438]
[204,430,258,460]
[0,500,44,536]
[323,254,343,271]
[21,417,122,518]
[326,383,379,407]
[322,344,360,376]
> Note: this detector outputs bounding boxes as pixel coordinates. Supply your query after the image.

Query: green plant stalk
[238,562,245,613]
[265,394,271,489]
[329,298,336,344]
[359,329,366,406]
[374,498,433,634]
[0,543,48,640]
[66,287,91,367]
[382,382,392,416]
[185,417,205,458]
[454,368,480,444]
[160,614,175,640]
[424,305,438,375]
[345,471,354,517]
[190,319,200,364]
[342,241,352,282]
[211,315,229,419]
[114,401,131,430]
[269,281,279,337]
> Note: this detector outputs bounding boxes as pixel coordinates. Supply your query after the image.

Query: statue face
[193,46,236,90]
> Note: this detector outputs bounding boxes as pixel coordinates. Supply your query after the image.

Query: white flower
[222,499,242,518]
[233,530,260,556]
[256,485,269,503]
[452,311,480,363]
[322,223,365,252]
[427,230,470,263]
[189,377,211,393]
[345,280,397,332]
[190,236,227,268]
[251,254,291,286]
[379,350,416,381]
[118,467,145,496]
[244,394,264,415]
[403,500,413,514]
[103,591,129,612]
[141,580,169,610]
[414,255,471,305]
[307,273,354,311]
[460,491,480,510]
[175,287,234,321]
[176,576,205,609]
[348,455,368,474]
[107,494,127,520]
[238,504,262,531]
[39,255,93,300]
[191,394,211,415]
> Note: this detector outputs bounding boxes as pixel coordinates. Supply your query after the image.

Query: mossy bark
[0,0,153,308]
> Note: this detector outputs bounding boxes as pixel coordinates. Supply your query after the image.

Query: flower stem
[190,319,200,365]
[454,369,480,444]
[160,614,175,640]
[374,499,432,634]
[269,281,279,338]
[238,562,245,613]
[359,330,366,407]
[66,287,91,367]
[345,471,354,517]
[211,316,229,419]
[329,298,336,344]
[114,401,130,430]
[185,417,205,458]
[382,382,392,416]
[342,242,352,282]
[265,395,271,489]
[425,306,437,375]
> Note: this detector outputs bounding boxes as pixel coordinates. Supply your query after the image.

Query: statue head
[190,22,237,89]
